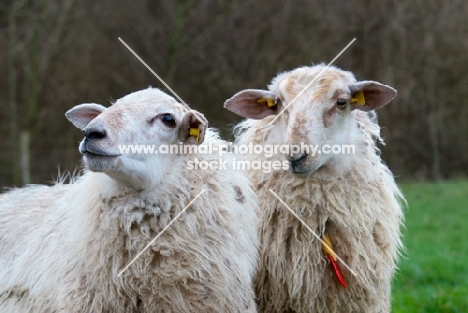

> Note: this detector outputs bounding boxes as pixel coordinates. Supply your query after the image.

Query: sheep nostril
[286,153,306,162]
[288,153,308,167]
[85,128,106,140]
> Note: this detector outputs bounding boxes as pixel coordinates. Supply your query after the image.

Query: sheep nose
[84,127,106,140]
[286,153,308,168]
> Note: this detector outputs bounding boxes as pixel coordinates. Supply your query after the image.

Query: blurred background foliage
[1,0,468,187]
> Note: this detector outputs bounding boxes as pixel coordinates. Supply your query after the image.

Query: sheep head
[224,65,396,174]
[66,87,207,188]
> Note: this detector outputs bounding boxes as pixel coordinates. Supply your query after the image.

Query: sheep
[0,87,258,313]
[224,64,404,313]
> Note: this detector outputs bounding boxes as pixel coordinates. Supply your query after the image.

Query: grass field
[392,181,468,312]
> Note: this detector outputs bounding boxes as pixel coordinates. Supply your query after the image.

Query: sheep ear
[224,89,279,119]
[179,110,208,145]
[66,103,106,129]
[349,81,397,112]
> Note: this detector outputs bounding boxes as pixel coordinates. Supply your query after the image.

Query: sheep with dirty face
[0,87,258,313]
[224,64,404,313]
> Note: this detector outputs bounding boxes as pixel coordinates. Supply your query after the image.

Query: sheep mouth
[79,142,120,157]
[291,168,313,175]
[84,151,121,158]
[289,163,321,174]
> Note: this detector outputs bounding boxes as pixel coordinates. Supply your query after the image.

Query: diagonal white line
[118,37,188,108]
[118,37,206,125]
[268,189,357,277]
[117,189,207,277]
[268,38,356,125]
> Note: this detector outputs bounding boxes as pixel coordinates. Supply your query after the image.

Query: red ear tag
[327,254,347,288]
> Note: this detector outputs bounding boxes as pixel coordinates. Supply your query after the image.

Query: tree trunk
[8,0,28,185]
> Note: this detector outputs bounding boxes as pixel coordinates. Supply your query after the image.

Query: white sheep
[224,64,404,313]
[0,87,258,313]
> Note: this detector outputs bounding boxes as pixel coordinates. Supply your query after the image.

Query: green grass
[392,181,468,312]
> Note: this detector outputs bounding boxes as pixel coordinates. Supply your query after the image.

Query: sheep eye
[336,99,347,108]
[160,114,176,128]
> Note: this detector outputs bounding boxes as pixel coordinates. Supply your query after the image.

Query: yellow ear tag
[189,127,200,143]
[257,98,276,108]
[322,233,337,261]
[350,90,365,106]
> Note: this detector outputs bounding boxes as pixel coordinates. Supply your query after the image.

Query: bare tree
[1,0,468,187]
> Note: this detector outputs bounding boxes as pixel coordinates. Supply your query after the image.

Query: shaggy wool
[228,65,404,313]
[0,120,258,312]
